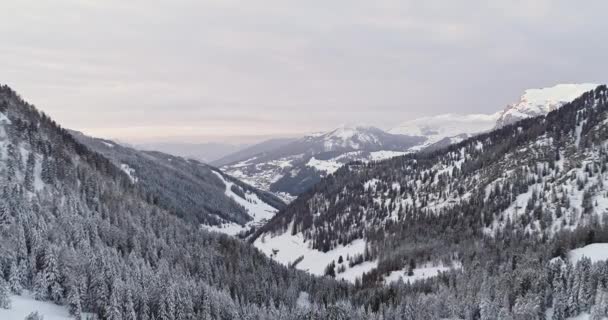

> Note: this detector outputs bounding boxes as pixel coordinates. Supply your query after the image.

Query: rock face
[494,83,599,128]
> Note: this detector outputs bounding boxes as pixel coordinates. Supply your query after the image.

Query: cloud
[1,0,606,143]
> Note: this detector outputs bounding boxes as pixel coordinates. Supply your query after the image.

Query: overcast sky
[1,0,606,144]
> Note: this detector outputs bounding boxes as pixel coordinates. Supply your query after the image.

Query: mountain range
[220,83,599,202]
[252,84,608,285]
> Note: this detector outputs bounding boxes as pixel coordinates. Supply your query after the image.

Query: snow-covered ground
[306,157,342,174]
[120,163,138,183]
[254,227,371,280]
[202,171,278,236]
[369,150,408,161]
[0,293,82,320]
[568,243,608,263]
[384,262,461,284]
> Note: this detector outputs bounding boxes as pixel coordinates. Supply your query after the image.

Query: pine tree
[0,278,11,309]
[107,287,123,320]
[24,153,36,192]
[591,283,608,320]
[0,200,10,227]
[67,287,82,319]
[552,280,567,320]
[8,261,23,294]
[24,312,44,320]
[33,272,49,300]
[124,289,137,320]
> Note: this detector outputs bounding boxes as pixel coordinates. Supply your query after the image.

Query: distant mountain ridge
[220,84,597,201]
[220,126,424,201]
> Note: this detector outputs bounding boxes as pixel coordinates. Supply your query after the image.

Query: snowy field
[0,294,75,320]
[254,227,373,281]
[568,243,608,263]
[384,262,461,285]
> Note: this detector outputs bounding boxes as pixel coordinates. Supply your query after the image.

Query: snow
[120,164,138,183]
[202,171,279,236]
[364,178,380,190]
[305,125,383,151]
[568,243,608,264]
[369,150,407,161]
[306,157,342,174]
[0,112,11,125]
[390,113,498,148]
[0,293,90,320]
[101,141,114,148]
[255,226,371,280]
[496,83,598,127]
[384,262,461,284]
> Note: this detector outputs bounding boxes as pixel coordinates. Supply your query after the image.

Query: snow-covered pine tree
[8,261,23,295]
[0,277,11,309]
[24,153,35,192]
[67,285,82,319]
[591,282,608,320]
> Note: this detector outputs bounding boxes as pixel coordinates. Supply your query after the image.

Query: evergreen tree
[8,261,23,295]
[0,278,11,309]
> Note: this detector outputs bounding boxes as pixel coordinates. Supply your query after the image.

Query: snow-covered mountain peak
[495,83,599,127]
[303,125,390,151]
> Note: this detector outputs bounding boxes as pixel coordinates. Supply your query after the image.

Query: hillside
[254,85,608,281]
[71,131,284,233]
[0,84,368,319]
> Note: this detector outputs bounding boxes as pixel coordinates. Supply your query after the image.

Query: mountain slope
[221,126,423,201]
[71,131,285,231]
[253,85,608,283]
[0,84,377,319]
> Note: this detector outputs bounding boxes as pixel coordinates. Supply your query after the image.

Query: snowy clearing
[306,157,342,174]
[568,243,608,263]
[0,293,91,320]
[255,227,370,280]
[384,262,461,285]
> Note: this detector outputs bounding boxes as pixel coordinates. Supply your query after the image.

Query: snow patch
[384,262,461,285]
[369,150,407,161]
[306,157,342,174]
[0,293,90,320]
[255,227,370,280]
[568,243,608,264]
[120,164,138,183]
[202,171,278,236]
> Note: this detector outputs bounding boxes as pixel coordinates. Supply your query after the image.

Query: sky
[1,0,607,144]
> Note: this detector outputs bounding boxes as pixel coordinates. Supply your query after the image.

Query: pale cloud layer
[1,0,606,143]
